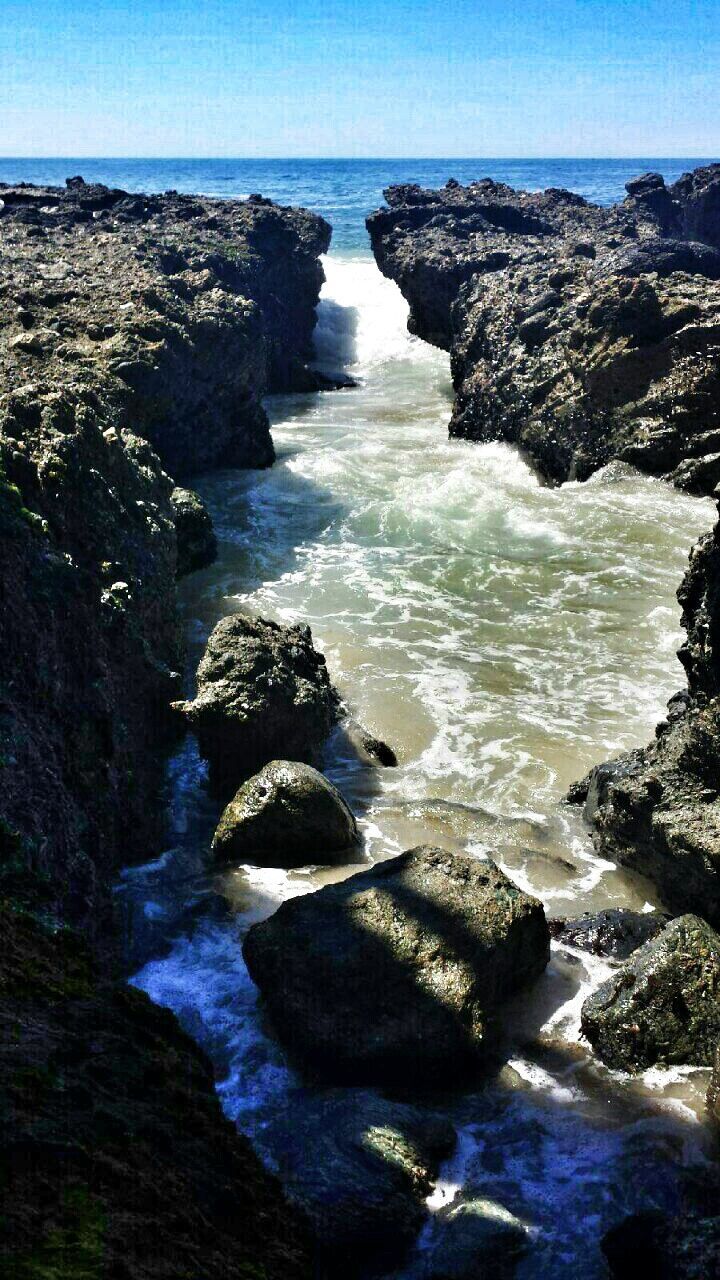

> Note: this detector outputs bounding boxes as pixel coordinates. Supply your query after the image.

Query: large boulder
[603,1209,720,1279]
[263,1090,455,1275]
[211,760,359,867]
[171,487,217,577]
[177,613,341,790]
[581,914,720,1071]
[243,846,550,1085]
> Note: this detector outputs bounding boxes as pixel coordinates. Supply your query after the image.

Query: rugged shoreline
[0,177,332,1276]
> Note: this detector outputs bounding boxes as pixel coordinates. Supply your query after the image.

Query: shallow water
[124,251,718,1276]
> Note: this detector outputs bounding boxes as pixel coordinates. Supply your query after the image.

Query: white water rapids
[123,253,718,1276]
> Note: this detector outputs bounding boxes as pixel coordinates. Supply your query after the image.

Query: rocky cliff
[367,166,720,493]
[0,178,329,1275]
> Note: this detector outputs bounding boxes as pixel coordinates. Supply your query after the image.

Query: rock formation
[243,846,550,1085]
[211,759,360,866]
[0,179,331,1271]
[171,486,217,576]
[581,914,720,1071]
[549,908,671,959]
[177,613,342,791]
[367,165,720,493]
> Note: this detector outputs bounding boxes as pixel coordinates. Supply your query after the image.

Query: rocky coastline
[0,177,332,1276]
[5,164,720,1279]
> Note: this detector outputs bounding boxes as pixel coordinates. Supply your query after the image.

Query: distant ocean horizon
[0,156,715,252]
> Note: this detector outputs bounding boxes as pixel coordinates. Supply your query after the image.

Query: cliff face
[0,180,329,1275]
[367,167,720,493]
[0,178,331,941]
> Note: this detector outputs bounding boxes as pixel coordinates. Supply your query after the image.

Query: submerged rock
[211,759,360,866]
[264,1090,455,1275]
[171,486,217,576]
[549,909,671,960]
[581,914,720,1071]
[243,846,550,1085]
[178,613,341,790]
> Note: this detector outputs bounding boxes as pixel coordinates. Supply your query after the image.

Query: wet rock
[211,759,359,867]
[170,486,217,576]
[549,908,671,960]
[343,716,399,766]
[179,613,341,791]
[602,1209,720,1279]
[264,1090,455,1275]
[421,1197,529,1279]
[707,1044,720,1126]
[243,846,550,1085]
[367,165,720,493]
[581,914,720,1071]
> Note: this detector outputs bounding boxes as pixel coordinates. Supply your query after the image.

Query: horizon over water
[0,156,716,251]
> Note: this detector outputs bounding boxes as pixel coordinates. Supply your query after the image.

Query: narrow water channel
[122,248,717,1277]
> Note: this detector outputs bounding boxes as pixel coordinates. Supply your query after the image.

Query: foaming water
[126,251,717,1276]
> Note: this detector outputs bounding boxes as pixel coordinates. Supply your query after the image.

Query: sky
[1,0,719,158]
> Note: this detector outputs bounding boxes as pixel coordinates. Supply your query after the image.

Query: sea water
[26,156,714,1274]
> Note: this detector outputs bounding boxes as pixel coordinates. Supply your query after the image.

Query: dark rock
[708,1044,720,1126]
[265,1090,455,1275]
[170,486,217,576]
[211,759,359,867]
[178,613,341,791]
[581,914,720,1071]
[243,846,550,1085]
[367,165,720,493]
[602,1209,720,1279]
[421,1197,529,1279]
[0,905,312,1280]
[549,908,671,960]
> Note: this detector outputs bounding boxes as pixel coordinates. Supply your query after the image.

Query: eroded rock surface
[243,846,550,1085]
[367,166,720,492]
[178,613,341,791]
[581,913,720,1071]
[549,908,671,960]
[212,759,359,866]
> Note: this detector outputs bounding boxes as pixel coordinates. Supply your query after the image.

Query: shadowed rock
[171,486,217,576]
[243,846,550,1086]
[581,913,720,1071]
[211,759,360,867]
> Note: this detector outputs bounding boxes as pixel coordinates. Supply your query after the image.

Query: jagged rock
[581,914,720,1071]
[367,166,720,493]
[178,613,341,791]
[0,179,332,476]
[243,846,550,1085]
[708,1044,720,1127]
[171,486,217,576]
[264,1090,455,1275]
[211,759,359,867]
[549,909,671,960]
[420,1198,529,1279]
[0,905,312,1280]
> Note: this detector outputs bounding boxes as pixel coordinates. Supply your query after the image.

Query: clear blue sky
[2,0,719,157]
